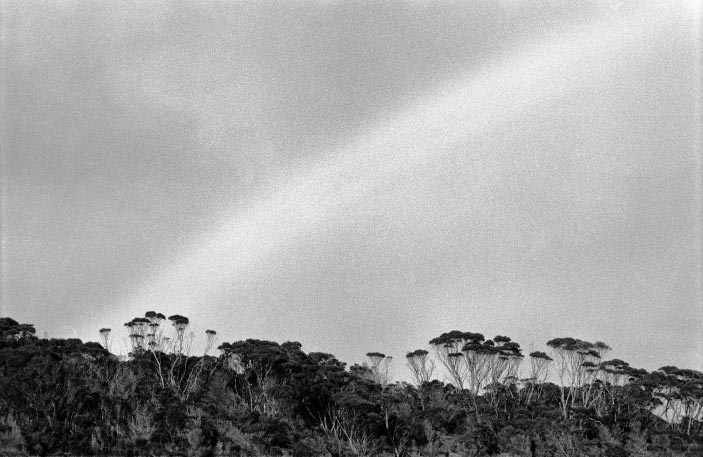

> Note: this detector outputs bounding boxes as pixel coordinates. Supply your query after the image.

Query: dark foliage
[1,316,701,456]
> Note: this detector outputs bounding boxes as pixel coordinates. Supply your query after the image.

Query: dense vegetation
[1,315,701,456]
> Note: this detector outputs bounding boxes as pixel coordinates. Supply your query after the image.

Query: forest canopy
[0,314,701,457]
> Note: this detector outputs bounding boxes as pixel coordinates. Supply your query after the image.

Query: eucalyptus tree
[599,359,632,387]
[650,366,703,435]
[144,311,166,351]
[547,337,580,417]
[168,315,190,354]
[98,328,111,352]
[366,352,392,387]
[122,313,171,355]
[460,333,494,395]
[144,311,166,323]
[492,337,523,385]
[204,329,217,355]
[584,358,633,416]
[429,331,475,389]
[547,337,609,417]
[366,352,386,371]
[593,341,611,359]
[458,336,523,408]
[124,317,152,354]
[527,351,552,403]
[405,349,434,386]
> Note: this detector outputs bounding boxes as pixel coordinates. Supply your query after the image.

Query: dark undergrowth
[1,316,701,457]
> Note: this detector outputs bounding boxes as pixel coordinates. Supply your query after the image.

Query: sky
[2,0,701,381]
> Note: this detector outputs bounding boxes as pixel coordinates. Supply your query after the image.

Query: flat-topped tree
[600,359,631,386]
[146,324,158,349]
[204,329,217,355]
[117,311,184,356]
[593,341,611,359]
[123,321,138,352]
[649,366,703,435]
[526,351,552,403]
[406,349,434,386]
[482,340,522,406]
[145,311,166,323]
[366,352,386,370]
[547,337,610,417]
[528,351,552,384]
[168,315,189,354]
[119,312,164,352]
[429,331,481,389]
[547,338,600,386]
[98,328,111,352]
[495,339,523,383]
[462,338,515,395]
[366,352,392,387]
[124,317,152,353]
[576,348,602,391]
[168,315,189,327]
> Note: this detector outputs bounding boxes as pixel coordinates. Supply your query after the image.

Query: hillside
[1,315,701,456]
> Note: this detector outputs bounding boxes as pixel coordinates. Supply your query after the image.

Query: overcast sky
[2,0,701,380]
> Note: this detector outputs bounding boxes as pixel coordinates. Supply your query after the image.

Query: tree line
[0,314,701,456]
